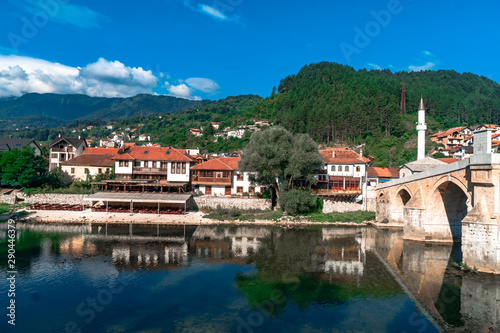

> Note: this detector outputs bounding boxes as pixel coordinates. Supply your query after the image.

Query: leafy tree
[240,127,323,214]
[0,147,47,188]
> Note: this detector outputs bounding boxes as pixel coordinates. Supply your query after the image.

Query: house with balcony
[313,148,370,201]
[48,136,88,171]
[190,157,263,196]
[106,145,194,192]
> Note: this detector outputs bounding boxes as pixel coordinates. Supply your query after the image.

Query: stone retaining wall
[0,195,16,205]
[193,196,271,211]
[322,199,375,213]
[17,193,85,205]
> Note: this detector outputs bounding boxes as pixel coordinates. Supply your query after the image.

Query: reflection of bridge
[376,129,500,273]
[371,228,500,332]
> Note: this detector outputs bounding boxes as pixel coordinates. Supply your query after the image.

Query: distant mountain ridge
[0,93,206,129]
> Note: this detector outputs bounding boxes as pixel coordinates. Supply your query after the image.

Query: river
[0,223,498,332]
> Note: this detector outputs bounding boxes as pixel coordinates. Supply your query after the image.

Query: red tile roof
[437,158,459,164]
[434,126,466,138]
[190,157,240,171]
[83,147,119,154]
[60,154,114,167]
[113,146,194,162]
[367,167,399,178]
[320,148,370,164]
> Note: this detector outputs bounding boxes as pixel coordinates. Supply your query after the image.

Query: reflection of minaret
[417,97,427,160]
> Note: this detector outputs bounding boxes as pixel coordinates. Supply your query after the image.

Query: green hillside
[0,93,205,129]
[248,62,500,166]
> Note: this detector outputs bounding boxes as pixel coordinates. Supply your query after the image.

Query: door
[205,185,212,195]
[225,186,231,195]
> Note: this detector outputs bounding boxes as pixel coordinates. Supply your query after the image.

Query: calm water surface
[0,223,498,332]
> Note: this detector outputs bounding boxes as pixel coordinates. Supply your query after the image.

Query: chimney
[58,133,61,138]
[78,135,81,140]
[359,149,363,159]
[332,150,335,158]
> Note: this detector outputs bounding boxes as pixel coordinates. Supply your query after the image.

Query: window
[181,162,186,174]
[71,168,75,174]
[119,160,129,167]
[161,162,168,169]
[207,171,213,178]
[98,168,102,174]
[223,171,230,178]
[345,166,349,172]
[237,173,244,181]
[84,168,89,174]
[200,171,207,177]
[248,186,255,194]
[134,161,141,167]
[356,166,360,172]
[216,172,223,178]
[237,186,243,193]
[331,166,335,172]
[338,166,342,172]
[51,153,57,158]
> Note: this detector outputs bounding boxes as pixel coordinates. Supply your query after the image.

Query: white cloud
[408,62,435,72]
[18,0,106,29]
[165,82,202,100]
[185,77,220,94]
[423,50,433,56]
[198,4,227,20]
[368,63,382,70]
[181,0,241,24]
[0,55,157,98]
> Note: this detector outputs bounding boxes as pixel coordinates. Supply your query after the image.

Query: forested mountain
[5,62,500,167]
[248,62,500,166]
[0,93,205,129]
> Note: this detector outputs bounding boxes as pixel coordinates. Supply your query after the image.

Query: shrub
[278,189,321,216]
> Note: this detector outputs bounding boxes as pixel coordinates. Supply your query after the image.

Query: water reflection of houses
[316,228,367,279]
[190,226,272,261]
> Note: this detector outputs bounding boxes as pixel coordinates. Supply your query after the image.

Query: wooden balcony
[192,176,231,185]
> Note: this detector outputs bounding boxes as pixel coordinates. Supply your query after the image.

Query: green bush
[278,189,321,216]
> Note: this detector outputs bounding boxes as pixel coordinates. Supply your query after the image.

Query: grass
[23,183,96,195]
[202,206,374,224]
[306,211,376,224]
[203,205,281,221]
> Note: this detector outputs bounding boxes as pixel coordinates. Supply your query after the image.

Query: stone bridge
[376,130,500,273]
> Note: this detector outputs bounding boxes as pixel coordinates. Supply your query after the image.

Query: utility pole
[400,81,406,114]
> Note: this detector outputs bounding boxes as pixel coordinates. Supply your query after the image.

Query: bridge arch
[427,176,471,243]
[393,185,413,208]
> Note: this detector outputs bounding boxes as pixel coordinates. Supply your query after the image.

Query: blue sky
[0,0,498,100]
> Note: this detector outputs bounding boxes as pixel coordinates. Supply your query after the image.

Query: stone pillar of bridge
[462,128,500,273]
[402,187,428,241]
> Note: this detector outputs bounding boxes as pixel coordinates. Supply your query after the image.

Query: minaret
[416,97,427,160]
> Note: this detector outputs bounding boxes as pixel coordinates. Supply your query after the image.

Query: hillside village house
[0,137,42,156]
[313,148,370,201]
[48,136,88,171]
[138,134,151,142]
[100,138,115,148]
[190,157,263,196]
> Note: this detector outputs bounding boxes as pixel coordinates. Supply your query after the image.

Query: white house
[48,136,88,171]
[190,157,264,196]
[138,134,151,142]
[113,146,194,185]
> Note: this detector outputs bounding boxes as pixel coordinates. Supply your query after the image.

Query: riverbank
[10,208,373,227]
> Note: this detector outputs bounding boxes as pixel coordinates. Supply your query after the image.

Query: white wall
[232,171,263,195]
